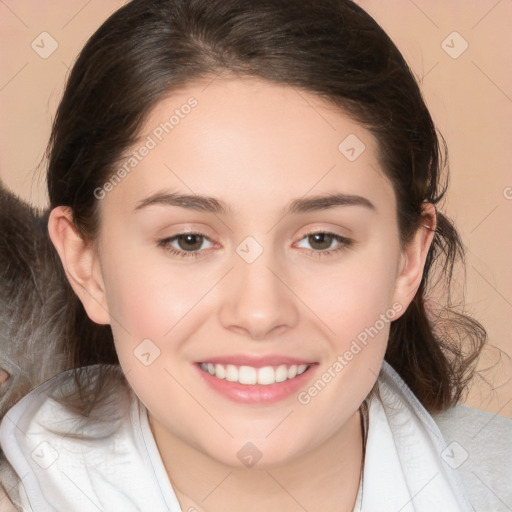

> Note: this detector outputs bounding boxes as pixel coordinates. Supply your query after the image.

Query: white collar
[0,362,473,511]
[356,361,473,511]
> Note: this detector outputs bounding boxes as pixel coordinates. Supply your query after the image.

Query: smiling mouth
[199,362,311,385]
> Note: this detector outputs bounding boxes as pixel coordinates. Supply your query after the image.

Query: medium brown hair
[46,0,486,413]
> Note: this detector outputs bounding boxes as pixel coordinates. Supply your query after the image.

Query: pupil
[310,233,332,250]
[179,234,202,251]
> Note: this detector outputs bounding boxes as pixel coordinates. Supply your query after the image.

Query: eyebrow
[133,191,376,216]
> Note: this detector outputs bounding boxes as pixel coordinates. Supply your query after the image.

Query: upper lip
[197,354,315,368]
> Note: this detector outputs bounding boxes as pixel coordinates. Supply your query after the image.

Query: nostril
[0,369,9,384]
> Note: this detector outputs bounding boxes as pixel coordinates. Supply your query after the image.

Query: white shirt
[0,361,510,511]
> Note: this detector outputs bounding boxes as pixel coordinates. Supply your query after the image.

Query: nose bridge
[218,237,299,339]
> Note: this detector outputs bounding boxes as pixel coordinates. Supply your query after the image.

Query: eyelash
[158,230,354,260]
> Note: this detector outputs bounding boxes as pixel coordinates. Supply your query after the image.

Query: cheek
[101,245,214,337]
[297,248,400,340]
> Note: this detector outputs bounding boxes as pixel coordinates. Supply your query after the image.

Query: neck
[150,410,363,512]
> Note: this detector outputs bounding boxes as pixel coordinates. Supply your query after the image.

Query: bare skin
[49,76,435,511]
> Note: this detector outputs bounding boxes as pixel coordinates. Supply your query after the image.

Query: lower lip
[195,364,316,404]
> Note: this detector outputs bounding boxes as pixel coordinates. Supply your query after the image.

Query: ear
[47,206,110,325]
[391,203,436,316]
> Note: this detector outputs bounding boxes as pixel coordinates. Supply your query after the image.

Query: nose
[218,249,300,340]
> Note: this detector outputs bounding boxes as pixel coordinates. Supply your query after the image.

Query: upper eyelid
[294,231,353,249]
[300,228,351,239]
[163,232,216,248]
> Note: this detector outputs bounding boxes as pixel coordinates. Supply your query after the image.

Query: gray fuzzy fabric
[0,182,69,510]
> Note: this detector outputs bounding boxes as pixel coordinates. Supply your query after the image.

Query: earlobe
[391,203,437,314]
[47,206,111,325]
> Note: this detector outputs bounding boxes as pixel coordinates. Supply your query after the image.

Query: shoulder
[378,362,512,512]
[0,365,131,510]
[425,396,512,511]
[432,403,512,511]
[432,403,512,469]
[433,402,512,447]
[0,364,131,443]
[0,365,180,511]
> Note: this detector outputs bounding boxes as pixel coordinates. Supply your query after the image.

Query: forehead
[103,77,395,217]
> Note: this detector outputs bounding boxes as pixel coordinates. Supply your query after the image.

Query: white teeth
[215,364,226,379]
[200,362,310,385]
[257,366,275,385]
[239,366,257,385]
[275,365,288,383]
[297,364,308,375]
[225,364,238,382]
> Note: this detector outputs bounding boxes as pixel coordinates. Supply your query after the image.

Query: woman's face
[87,77,416,468]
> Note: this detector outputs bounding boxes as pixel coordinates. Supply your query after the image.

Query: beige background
[0,0,511,416]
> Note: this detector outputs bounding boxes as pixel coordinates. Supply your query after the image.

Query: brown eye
[295,231,354,258]
[175,234,205,251]
[307,233,336,251]
[158,232,215,259]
